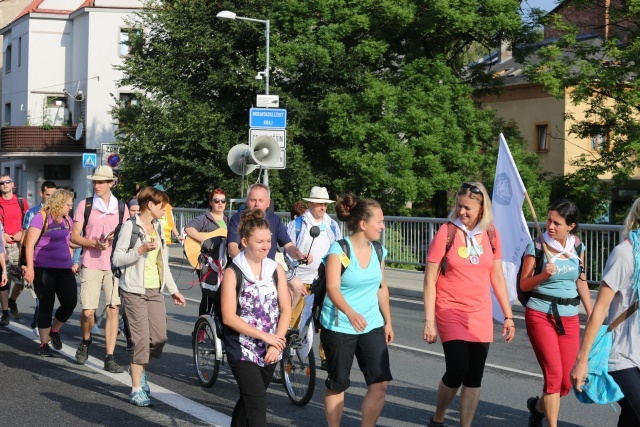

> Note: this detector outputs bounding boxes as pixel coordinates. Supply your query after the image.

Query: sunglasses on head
[1,180,12,185]
[212,198,226,204]
[460,182,483,196]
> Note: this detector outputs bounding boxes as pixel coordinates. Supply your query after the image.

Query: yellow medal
[457,246,469,258]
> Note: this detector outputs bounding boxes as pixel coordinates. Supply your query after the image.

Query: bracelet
[1,272,6,275]
[504,317,514,321]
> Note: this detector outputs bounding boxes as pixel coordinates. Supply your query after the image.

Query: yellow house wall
[484,84,566,176]
[485,83,640,180]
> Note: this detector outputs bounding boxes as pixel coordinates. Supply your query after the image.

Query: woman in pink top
[423,182,515,427]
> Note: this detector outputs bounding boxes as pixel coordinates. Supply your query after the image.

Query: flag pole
[524,192,553,261]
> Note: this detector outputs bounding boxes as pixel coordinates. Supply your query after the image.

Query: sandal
[429,416,445,427]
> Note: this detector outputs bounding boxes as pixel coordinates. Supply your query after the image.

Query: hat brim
[87,175,115,181]
[303,198,335,203]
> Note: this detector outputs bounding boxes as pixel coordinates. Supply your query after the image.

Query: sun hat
[303,186,335,204]
[127,198,139,208]
[154,184,166,192]
[87,165,115,181]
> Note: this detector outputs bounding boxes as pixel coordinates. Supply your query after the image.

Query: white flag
[490,133,531,322]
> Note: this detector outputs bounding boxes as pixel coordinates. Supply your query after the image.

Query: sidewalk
[167,244,594,315]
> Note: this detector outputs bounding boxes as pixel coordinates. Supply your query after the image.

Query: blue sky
[524,0,561,12]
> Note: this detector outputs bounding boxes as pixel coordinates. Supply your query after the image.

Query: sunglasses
[1,180,12,185]
[460,183,483,196]
[212,198,226,204]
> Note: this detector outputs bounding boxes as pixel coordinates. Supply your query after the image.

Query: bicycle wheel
[193,317,221,388]
[281,347,316,406]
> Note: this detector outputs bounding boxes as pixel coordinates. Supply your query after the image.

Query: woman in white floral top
[221,208,291,427]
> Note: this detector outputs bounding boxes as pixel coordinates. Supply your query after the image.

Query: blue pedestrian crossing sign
[82,153,97,168]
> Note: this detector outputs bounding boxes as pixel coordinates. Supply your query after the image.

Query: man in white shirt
[286,186,342,369]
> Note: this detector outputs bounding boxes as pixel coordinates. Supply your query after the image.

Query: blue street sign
[249,108,287,129]
[82,153,97,168]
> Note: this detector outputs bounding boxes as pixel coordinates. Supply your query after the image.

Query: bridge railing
[173,208,623,284]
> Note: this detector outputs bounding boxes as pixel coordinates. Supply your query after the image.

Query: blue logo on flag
[493,173,512,205]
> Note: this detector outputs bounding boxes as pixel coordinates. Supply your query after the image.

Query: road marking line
[390,342,544,379]
[7,321,231,427]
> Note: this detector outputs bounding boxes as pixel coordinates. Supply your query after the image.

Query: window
[119,92,138,107]
[46,96,66,108]
[591,134,606,151]
[4,103,11,126]
[120,28,141,56]
[44,165,71,180]
[4,43,11,73]
[536,124,549,152]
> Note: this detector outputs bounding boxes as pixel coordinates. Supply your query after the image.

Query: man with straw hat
[71,166,130,372]
[287,186,342,370]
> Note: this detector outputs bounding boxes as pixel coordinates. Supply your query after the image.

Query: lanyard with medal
[455,221,483,265]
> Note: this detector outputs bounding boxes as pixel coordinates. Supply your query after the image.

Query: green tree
[113,0,546,214]
[522,1,640,220]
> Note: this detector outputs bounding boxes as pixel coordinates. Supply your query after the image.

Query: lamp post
[216,10,270,95]
[217,10,272,186]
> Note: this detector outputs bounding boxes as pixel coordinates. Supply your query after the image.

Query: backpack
[0,196,26,226]
[310,239,384,332]
[440,222,497,275]
[82,196,126,237]
[199,235,229,298]
[19,210,72,267]
[110,217,148,279]
[294,215,338,241]
[213,262,279,337]
[516,236,583,307]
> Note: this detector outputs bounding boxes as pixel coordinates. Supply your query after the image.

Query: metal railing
[174,208,623,284]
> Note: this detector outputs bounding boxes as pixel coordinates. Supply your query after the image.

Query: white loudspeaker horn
[227,136,280,175]
[250,136,280,167]
[227,144,258,175]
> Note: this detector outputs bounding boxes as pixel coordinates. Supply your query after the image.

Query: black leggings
[228,359,277,427]
[441,340,490,388]
[33,267,77,329]
[610,367,640,427]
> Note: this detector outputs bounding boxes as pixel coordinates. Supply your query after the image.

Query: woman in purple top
[24,189,77,357]
[221,209,291,427]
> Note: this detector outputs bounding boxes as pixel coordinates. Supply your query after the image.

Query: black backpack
[516,236,583,307]
[214,262,278,337]
[110,217,149,279]
[310,239,383,332]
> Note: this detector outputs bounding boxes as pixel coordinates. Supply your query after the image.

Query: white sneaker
[32,327,39,337]
[91,324,100,335]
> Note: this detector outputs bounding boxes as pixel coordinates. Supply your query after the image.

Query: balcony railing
[0,126,86,152]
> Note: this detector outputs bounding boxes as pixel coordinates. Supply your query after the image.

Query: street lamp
[216,10,270,95]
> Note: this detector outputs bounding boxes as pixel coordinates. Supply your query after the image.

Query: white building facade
[0,0,141,205]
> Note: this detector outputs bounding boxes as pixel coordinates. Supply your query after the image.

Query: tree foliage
[113,0,548,215]
[522,1,640,219]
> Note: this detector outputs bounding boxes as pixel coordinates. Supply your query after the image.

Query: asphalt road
[0,260,620,427]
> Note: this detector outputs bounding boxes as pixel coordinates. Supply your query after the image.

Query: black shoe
[527,396,544,427]
[125,339,134,351]
[49,331,62,350]
[39,343,54,357]
[8,300,20,320]
[75,339,91,365]
[428,416,445,427]
[319,360,328,371]
[104,358,124,373]
[0,313,9,326]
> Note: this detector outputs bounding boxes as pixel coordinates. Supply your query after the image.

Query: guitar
[183,229,228,269]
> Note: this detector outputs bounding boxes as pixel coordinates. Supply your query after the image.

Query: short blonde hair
[43,189,74,220]
[448,181,494,231]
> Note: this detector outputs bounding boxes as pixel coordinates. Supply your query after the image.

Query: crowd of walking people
[1,170,640,426]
